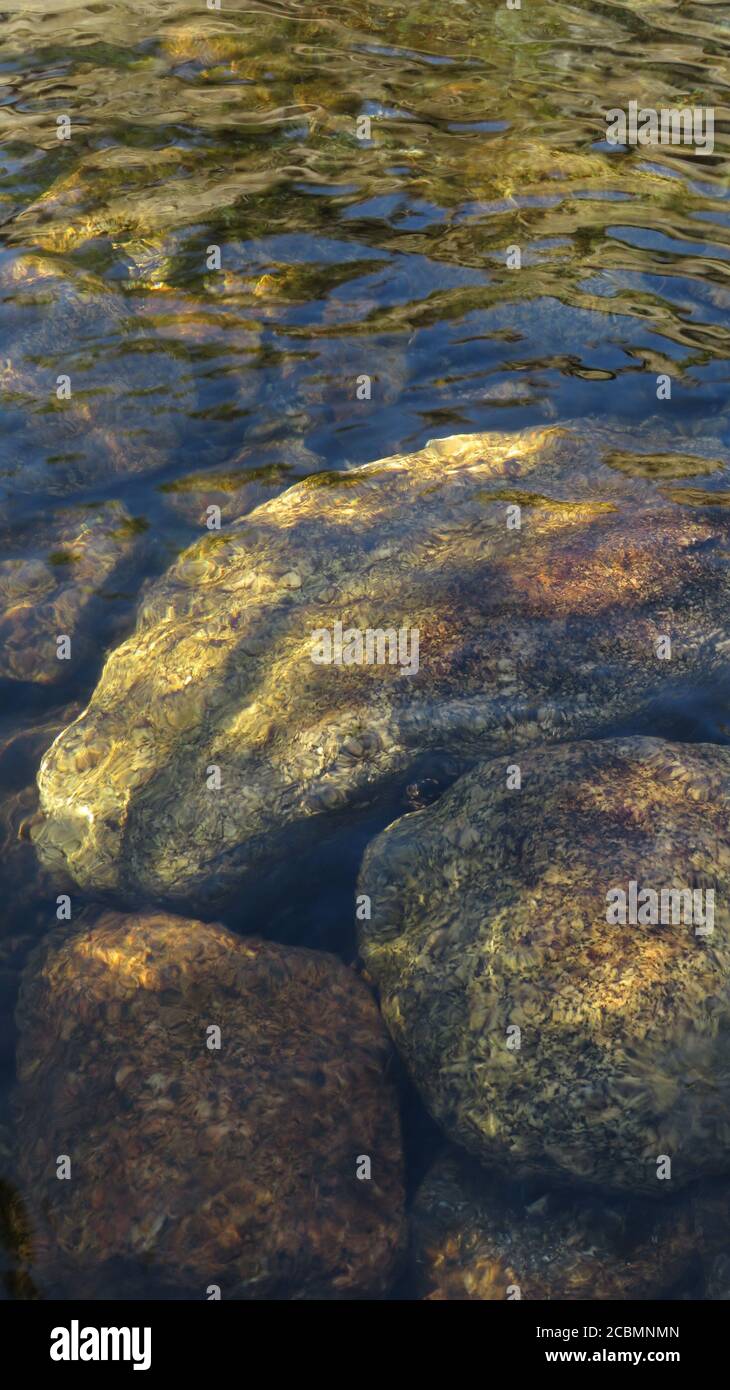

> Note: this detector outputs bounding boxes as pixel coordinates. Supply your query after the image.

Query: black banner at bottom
[0,1296,720,1375]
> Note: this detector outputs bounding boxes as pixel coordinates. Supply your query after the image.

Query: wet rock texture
[0,502,144,684]
[14,912,405,1299]
[32,422,730,909]
[358,737,730,1196]
[411,1149,730,1301]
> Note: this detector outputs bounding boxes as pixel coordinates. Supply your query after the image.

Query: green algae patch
[605,450,726,480]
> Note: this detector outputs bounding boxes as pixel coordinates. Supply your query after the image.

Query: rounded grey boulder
[359,737,730,1196]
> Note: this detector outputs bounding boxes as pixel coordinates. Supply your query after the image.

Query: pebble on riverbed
[358,737,730,1196]
[14,912,405,1299]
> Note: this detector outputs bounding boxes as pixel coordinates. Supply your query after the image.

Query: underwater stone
[32,422,730,908]
[0,255,191,500]
[0,502,145,685]
[14,912,405,1299]
[358,737,730,1196]
[411,1148,730,1300]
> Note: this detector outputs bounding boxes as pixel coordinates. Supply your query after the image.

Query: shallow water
[1,0,729,1299]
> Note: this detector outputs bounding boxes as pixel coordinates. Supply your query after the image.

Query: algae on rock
[358,737,730,1196]
[32,422,730,909]
[14,912,405,1299]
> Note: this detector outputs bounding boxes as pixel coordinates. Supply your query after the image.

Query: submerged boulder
[0,255,192,500]
[32,422,730,908]
[0,502,145,685]
[411,1148,730,1301]
[358,737,730,1196]
[14,912,404,1299]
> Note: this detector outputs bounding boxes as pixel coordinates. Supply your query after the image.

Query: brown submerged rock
[14,912,405,1299]
[0,502,145,685]
[358,737,730,1196]
[32,422,730,909]
[411,1148,730,1301]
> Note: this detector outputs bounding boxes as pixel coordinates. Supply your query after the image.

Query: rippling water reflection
[2,0,729,507]
[0,0,729,1299]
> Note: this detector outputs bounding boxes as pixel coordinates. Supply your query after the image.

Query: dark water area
[1,0,730,1303]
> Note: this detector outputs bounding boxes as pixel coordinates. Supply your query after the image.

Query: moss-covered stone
[359,737,730,1196]
[14,911,405,1299]
[32,423,730,909]
[411,1148,730,1300]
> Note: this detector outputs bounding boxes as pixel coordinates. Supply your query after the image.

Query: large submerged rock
[358,737,730,1196]
[14,912,404,1299]
[33,422,730,908]
[411,1148,730,1301]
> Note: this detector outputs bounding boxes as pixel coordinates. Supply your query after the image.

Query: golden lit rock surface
[14,912,405,1299]
[0,502,144,684]
[33,423,730,908]
[411,1148,730,1301]
[358,737,730,1196]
